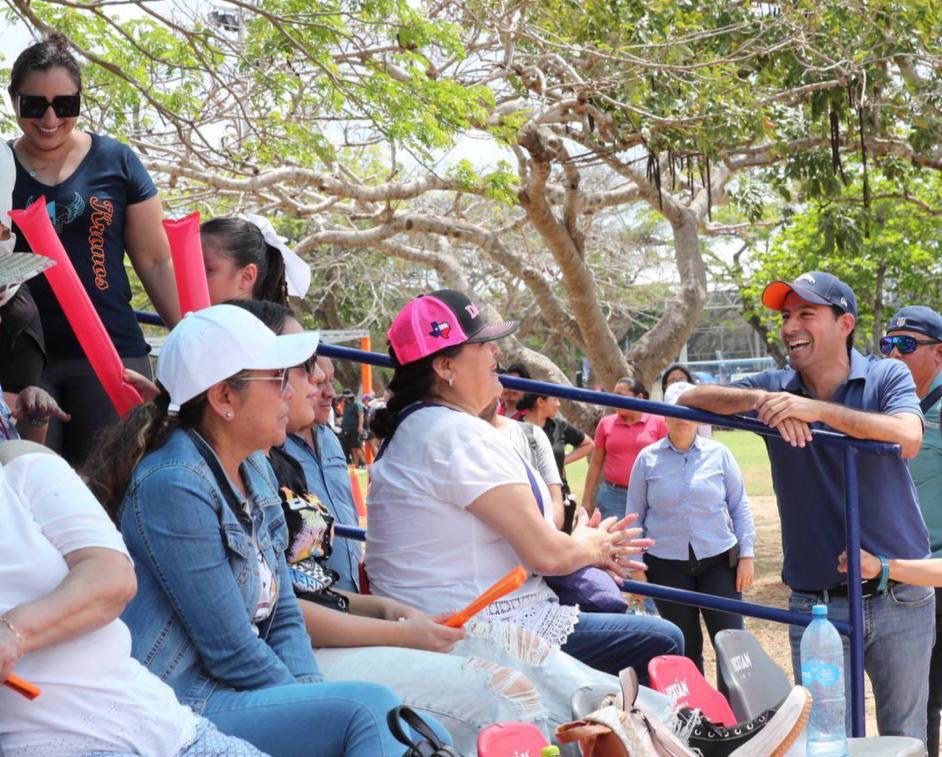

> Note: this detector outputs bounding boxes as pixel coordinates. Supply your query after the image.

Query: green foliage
[744,168,942,353]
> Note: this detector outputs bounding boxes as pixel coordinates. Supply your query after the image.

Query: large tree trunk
[626,209,707,388]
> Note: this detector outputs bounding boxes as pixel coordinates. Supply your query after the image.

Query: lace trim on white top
[478,586,580,648]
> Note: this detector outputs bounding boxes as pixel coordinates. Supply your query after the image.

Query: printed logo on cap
[465,303,480,319]
[840,297,848,308]
[897,317,907,327]
[797,273,816,285]
[429,321,451,338]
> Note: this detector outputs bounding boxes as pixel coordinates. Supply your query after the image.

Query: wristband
[21,414,49,428]
[877,555,891,594]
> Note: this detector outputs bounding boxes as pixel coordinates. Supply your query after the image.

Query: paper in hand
[0,253,56,292]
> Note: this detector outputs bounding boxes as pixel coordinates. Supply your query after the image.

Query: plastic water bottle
[800,604,848,756]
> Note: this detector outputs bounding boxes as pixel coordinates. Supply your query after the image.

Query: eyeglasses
[17,93,81,119]
[879,335,941,356]
[237,368,291,395]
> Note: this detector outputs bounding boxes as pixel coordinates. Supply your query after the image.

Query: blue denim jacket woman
[119,428,321,707]
[83,304,415,757]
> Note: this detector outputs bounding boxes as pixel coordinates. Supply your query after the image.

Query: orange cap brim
[761,281,793,311]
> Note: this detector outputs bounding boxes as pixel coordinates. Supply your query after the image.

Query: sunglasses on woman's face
[17,93,81,119]
[879,334,941,356]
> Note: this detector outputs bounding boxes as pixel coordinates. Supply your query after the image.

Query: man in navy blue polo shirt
[680,271,933,743]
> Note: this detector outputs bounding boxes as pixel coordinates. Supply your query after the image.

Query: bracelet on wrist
[877,555,891,594]
[0,615,25,656]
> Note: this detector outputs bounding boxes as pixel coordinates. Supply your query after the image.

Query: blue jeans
[788,584,935,743]
[204,681,448,756]
[561,611,684,686]
[595,481,628,522]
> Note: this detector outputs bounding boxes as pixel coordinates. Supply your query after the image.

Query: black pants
[929,587,942,757]
[41,354,153,467]
[645,545,744,673]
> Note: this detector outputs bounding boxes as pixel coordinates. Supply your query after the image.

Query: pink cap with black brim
[388,289,519,365]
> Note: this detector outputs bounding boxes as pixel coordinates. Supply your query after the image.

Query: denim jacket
[119,428,320,713]
[283,426,362,592]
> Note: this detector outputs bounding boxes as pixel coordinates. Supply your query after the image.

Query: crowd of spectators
[3,31,942,757]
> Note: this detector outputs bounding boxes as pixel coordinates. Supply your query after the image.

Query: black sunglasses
[879,335,941,356]
[17,93,81,119]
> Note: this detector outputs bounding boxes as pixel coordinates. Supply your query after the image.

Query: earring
[224,410,234,420]
[448,376,454,388]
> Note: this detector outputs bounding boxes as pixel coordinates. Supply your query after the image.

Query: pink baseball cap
[388,290,519,365]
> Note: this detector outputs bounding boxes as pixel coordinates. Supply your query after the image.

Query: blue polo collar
[780,348,867,395]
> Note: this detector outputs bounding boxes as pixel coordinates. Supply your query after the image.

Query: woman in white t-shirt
[0,440,262,757]
[365,290,684,683]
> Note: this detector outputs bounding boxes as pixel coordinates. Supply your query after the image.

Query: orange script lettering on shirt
[88,196,113,290]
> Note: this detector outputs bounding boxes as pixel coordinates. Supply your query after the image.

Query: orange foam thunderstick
[5,674,40,700]
[442,566,528,628]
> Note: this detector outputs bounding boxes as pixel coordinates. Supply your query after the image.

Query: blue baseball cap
[886,306,942,341]
[762,271,857,318]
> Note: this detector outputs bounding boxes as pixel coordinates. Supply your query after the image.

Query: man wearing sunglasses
[679,271,933,745]
[884,305,942,757]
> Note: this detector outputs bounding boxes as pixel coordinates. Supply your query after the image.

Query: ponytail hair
[370,344,462,439]
[82,389,208,523]
[200,217,288,306]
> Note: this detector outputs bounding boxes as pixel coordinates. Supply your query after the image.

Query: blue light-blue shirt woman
[626,381,756,673]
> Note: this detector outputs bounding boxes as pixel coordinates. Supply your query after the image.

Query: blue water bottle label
[801,659,843,688]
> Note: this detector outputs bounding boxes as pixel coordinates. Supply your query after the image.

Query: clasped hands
[573,510,653,582]
[753,391,819,448]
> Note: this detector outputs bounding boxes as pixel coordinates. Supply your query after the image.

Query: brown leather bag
[556,669,695,757]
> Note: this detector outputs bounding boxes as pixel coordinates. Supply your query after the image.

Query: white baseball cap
[156,303,319,413]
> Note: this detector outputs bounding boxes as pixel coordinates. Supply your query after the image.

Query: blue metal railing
[318,341,887,737]
[134,312,883,735]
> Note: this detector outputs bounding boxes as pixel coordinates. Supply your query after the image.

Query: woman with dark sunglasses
[3,33,180,466]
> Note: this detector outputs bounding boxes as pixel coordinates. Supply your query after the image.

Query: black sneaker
[674,686,812,757]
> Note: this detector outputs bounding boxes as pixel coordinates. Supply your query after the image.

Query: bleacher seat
[714,628,792,721]
[476,722,547,756]
[647,654,737,727]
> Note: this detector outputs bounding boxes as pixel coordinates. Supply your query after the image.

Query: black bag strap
[921,384,942,415]
[185,429,248,522]
[387,706,460,756]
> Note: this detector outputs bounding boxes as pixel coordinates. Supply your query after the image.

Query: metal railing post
[844,446,866,737]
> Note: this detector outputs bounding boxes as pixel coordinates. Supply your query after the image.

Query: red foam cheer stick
[8,198,143,416]
[163,211,210,315]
